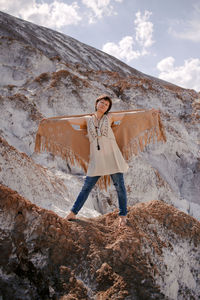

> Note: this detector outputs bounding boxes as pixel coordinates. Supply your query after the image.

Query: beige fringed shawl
[35,110,166,189]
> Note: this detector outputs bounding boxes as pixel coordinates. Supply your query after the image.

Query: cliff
[0,11,199,220]
[0,11,200,299]
[0,184,199,299]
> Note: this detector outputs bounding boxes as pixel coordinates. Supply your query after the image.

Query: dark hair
[95,94,112,114]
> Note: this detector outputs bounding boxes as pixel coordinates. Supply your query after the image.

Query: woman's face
[96,99,110,114]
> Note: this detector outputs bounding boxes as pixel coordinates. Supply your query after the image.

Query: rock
[0,184,199,299]
[0,137,99,218]
[0,11,200,298]
[0,11,199,221]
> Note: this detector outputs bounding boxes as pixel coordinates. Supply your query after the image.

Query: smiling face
[96,99,110,114]
[95,96,112,115]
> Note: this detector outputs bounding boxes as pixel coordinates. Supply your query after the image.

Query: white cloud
[81,0,117,23]
[1,0,82,29]
[102,10,154,63]
[134,10,154,49]
[1,0,124,27]
[157,56,175,72]
[157,56,200,92]
[102,36,141,62]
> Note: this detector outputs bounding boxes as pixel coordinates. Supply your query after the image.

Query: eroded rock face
[0,12,200,298]
[0,11,199,220]
[0,136,100,219]
[0,11,200,222]
[0,184,199,300]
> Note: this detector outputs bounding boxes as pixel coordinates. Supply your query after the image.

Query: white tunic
[86,113,129,176]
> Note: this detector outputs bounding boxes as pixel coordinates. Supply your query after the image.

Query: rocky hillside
[0,136,100,218]
[0,11,199,221]
[0,11,200,300]
[0,184,200,299]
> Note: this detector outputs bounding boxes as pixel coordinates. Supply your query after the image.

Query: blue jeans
[71,173,127,216]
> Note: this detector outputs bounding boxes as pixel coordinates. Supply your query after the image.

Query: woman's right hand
[151,108,160,115]
[41,118,47,122]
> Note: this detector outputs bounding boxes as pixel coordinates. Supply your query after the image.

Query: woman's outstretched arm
[63,116,88,127]
[41,116,88,127]
[109,108,159,123]
[109,110,144,122]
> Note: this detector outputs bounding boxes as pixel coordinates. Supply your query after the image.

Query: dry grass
[34,72,50,84]
[50,55,62,61]
[50,70,90,88]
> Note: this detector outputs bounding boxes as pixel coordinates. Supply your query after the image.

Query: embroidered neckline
[88,114,109,141]
[93,114,104,132]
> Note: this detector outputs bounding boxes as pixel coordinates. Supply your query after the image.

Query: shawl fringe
[35,134,88,173]
[122,122,166,161]
[97,175,111,191]
[35,132,110,190]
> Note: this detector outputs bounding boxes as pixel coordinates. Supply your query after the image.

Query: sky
[1,0,200,92]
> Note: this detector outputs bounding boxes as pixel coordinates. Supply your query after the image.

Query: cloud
[157,56,175,72]
[102,36,141,62]
[81,0,122,23]
[134,10,154,49]
[169,3,200,42]
[102,10,154,63]
[1,0,82,29]
[157,56,200,92]
[1,0,124,27]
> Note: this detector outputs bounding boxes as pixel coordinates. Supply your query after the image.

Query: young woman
[35,94,162,227]
[65,95,129,227]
